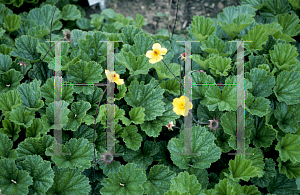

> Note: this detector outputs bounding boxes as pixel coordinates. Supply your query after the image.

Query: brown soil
[85,0,241,38]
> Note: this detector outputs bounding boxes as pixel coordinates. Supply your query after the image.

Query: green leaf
[0,44,14,55]
[245,68,275,98]
[278,157,300,179]
[128,107,145,125]
[36,41,69,63]
[274,102,300,133]
[10,35,40,62]
[273,70,300,105]
[168,125,222,169]
[270,43,299,71]
[200,35,231,57]
[122,125,143,151]
[0,133,18,160]
[203,84,236,111]
[275,133,300,164]
[9,106,35,128]
[250,116,276,148]
[100,8,117,22]
[27,25,50,39]
[241,0,268,10]
[115,83,127,100]
[115,51,152,75]
[46,166,91,194]
[245,90,271,117]
[245,147,265,178]
[260,0,292,18]
[123,140,159,170]
[288,0,300,10]
[164,190,189,195]
[27,4,62,31]
[0,89,23,113]
[47,138,93,171]
[213,178,244,195]
[91,16,104,30]
[224,155,258,182]
[26,118,48,138]
[41,77,74,106]
[61,4,81,21]
[191,72,215,100]
[208,56,232,77]
[76,86,103,115]
[3,14,21,33]
[267,169,300,195]
[169,171,202,195]
[120,25,143,45]
[73,124,97,142]
[275,13,300,37]
[124,78,165,121]
[64,100,91,131]
[242,24,269,52]
[251,158,276,188]
[76,18,90,30]
[67,60,103,95]
[135,13,146,28]
[191,15,216,41]
[153,61,180,80]
[18,155,54,194]
[129,33,154,57]
[17,19,36,36]
[159,78,180,96]
[0,69,24,93]
[96,104,125,125]
[0,116,21,142]
[13,0,23,7]
[17,79,44,111]
[41,101,70,130]
[100,163,147,195]
[16,135,54,159]
[0,158,33,195]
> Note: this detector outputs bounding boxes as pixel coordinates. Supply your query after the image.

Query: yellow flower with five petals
[146,43,167,64]
[105,69,124,85]
[172,95,193,117]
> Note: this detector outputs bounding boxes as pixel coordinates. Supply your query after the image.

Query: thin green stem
[161,59,184,91]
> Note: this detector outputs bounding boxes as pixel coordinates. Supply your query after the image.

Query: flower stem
[161,59,184,90]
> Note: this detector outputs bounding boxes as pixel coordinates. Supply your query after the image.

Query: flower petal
[173,106,182,115]
[152,43,161,50]
[115,79,124,85]
[160,48,167,55]
[146,50,154,59]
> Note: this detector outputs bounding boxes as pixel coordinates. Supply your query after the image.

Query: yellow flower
[105,69,124,85]
[172,95,193,117]
[146,43,167,64]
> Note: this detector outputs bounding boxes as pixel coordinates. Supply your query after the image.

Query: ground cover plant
[0,0,300,194]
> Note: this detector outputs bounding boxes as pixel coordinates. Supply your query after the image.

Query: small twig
[171,0,180,39]
[29,38,65,79]
[50,0,60,50]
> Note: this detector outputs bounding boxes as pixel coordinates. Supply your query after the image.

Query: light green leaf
[27,4,62,31]
[100,8,117,22]
[208,56,232,77]
[168,125,222,169]
[0,89,23,113]
[129,33,154,57]
[27,25,50,39]
[67,60,103,95]
[9,106,35,128]
[47,138,93,171]
[115,83,127,100]
[128,107,145,125]
[76,18,90,30]
[61,4,81,21]
[17,79,44,111]
[0,133,18,160]
[0,44,14,55]
[288,0,300,10]
[260,0,292,18]
[245,68,275,98]
[191,15,216,41]
[159,78,180,96]
[122,125,142,151]
[170,171,202,195]
[124,78,165,121]
[224,155,258,182]
[10,35,40,62]
[41,101,70,130]
[98,159,122,176]
[123,141,159,170]
[245,147,265,178]
[64,100,91,131]
[0,116,21,142]
[203,84,236,111]
[135,13,146,28]
[241,0,268,10]
[245,90,271,117]
[275,133,300,164]
[275,13,300,37]
[274,102,300,133]
[191,71,215,100]
[41,77,74,106]
[278,157,300,179]
[76,86,103,115]
[213,178,244,195]
[120,25,143,45]
[17,19,36,36]
[115,51,152,75]
[26,118,48,138]
[273,70,300,105]
[270,43,299,71]
[18,155,54,195]
[200,35,231,57]
[0,69,24,92]
[46,166,91,194]
[0,158,33,195]
[36,41,69,63]
[153,61,180,80]
[100,163,147,195]
[164,190,189,195]
[3,14,21,33]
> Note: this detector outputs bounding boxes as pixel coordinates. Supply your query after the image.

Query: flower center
[154,50,158,55]
[179,103,185,109]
